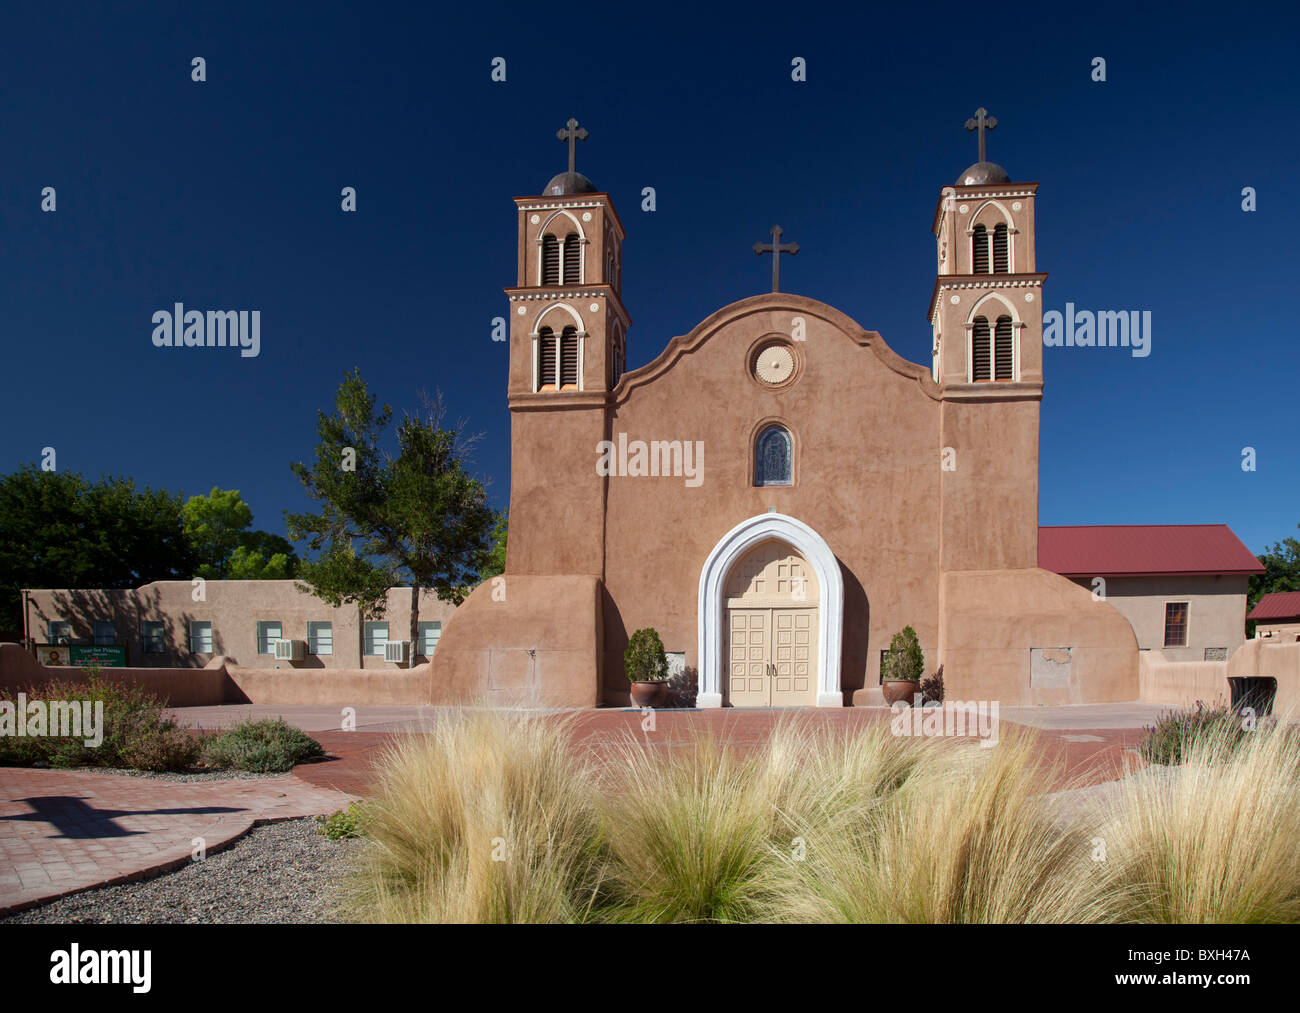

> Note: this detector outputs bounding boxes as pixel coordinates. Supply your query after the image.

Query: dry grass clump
[1092,716,1300,923]
[341,707,1300,924]
[342,709,603,923]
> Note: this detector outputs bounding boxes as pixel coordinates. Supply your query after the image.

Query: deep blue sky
[2,2,1297,555]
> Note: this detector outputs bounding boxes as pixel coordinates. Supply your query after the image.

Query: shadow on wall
[839,560,870,700]
[44,587,216,667]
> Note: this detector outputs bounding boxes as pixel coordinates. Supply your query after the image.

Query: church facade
[430,118,1143,708]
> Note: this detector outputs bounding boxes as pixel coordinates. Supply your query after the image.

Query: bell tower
[931,109,1048,572]
[503,119,630,576]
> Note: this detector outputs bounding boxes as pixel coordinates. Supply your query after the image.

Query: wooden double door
[727,607,818,706]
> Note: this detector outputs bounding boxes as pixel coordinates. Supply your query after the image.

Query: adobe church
[432,112,1144,708]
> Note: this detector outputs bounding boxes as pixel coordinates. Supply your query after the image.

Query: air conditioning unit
[274,639,306,662]
[384,640,410,664]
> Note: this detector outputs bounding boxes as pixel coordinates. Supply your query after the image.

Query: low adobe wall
[0,643,228,706]
[935,568,1140,706]
[223,663,434,706]
[1139,639,1300,715]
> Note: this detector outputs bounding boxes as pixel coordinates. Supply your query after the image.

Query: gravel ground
[1,817,361,924]
[48,766,287,783]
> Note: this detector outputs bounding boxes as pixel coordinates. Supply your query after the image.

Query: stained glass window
[755,425,793,486]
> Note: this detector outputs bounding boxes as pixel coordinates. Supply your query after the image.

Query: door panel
[770,608,816,706]
[728,609,770,707]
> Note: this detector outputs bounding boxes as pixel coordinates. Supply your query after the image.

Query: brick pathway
[0,769,354,915]
[290,708,1147,797]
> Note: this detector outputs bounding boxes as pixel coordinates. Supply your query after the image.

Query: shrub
[882,626,924,682]
[1141,704,1249,766]
[920,664,945,704]
[200,717,324,773]
[624,628,668,683]
[318,803,368,840]
[0,671,200,771]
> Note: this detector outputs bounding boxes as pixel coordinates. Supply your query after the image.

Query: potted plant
[881,625,924,705]
[625,627,669,708]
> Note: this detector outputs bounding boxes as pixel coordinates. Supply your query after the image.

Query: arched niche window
[971,316,992,381]
[754,425,793,487]
[971,224,989,274]
[562,233,581,284]
[536,325,581,391]
[992,223,1010,273]
[994,315,1015,380]
[542,234,560,284]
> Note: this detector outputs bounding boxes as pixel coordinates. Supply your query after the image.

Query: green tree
[182,487,298,580]
[0,465,194,632]
[1247,524,1300,634]
[286,369,497,648]
[480,511,508,581]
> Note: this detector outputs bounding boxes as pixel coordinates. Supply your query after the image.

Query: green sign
[69,644,127,668]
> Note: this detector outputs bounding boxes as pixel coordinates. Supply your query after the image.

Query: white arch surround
[697,512,844,708]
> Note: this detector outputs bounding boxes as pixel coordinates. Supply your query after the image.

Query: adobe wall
[0,643,228,707]
[936,567,1140,705]
[427,575,601,708]
[1138,639,1300,715]
[596,296,943,705]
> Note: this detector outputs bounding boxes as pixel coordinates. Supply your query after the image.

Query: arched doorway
[697,512,844,708]
[724,539,819,706]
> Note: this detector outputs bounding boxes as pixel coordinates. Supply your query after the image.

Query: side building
[21,580,458,670]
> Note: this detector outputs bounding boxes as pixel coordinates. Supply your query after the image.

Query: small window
[992,223,1009,273]
[256,620,282,655]
[364,622,389,656]
[189,621,213,654]
[142,620,165,654]
[562,233,581,284]
[417,621,442,656]
[971,317,992,381]
[560,326,579,388]
[307,621,333,656]
[92,621,115,645]
[754,425,793,487]
[971,224,989,273]
[47,620,71,644]
[541,233,560,284]
[538,327,557,389]
[1164,602,1189,648]
[994,316,1015,381]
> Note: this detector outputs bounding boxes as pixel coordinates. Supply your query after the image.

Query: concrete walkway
[0,768,354,915]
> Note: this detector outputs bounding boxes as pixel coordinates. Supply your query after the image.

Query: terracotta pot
[881,679,921,706]
[630,681,669,708]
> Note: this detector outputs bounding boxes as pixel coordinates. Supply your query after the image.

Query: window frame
[142,620,166,654]
[753,423,795,487]
[307,620,333,657]
[47,620,71,644]
[417,621,442,657]
[92,621,116,646]
[256,620,283,656]
[189,620,213,655]
[1163,601,1190,648]
[364,621,390,657]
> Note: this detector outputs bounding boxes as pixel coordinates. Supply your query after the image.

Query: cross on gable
[754,225,799,293]
[556,117,588,174]
[965,107,997,164]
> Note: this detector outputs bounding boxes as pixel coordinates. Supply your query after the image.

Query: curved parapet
[429,575,602,708]
[939,568,1140,705]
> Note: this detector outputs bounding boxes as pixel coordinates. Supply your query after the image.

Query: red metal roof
[1247,591,1300,622]
[1039,525,1265,577]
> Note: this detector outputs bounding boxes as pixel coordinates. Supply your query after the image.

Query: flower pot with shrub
[881,625,924,705]
[625,627,669,708]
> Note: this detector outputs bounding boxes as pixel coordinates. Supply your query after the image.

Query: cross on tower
[556,117,588,174]
[965,107,997,163]
[754,225,799,293]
